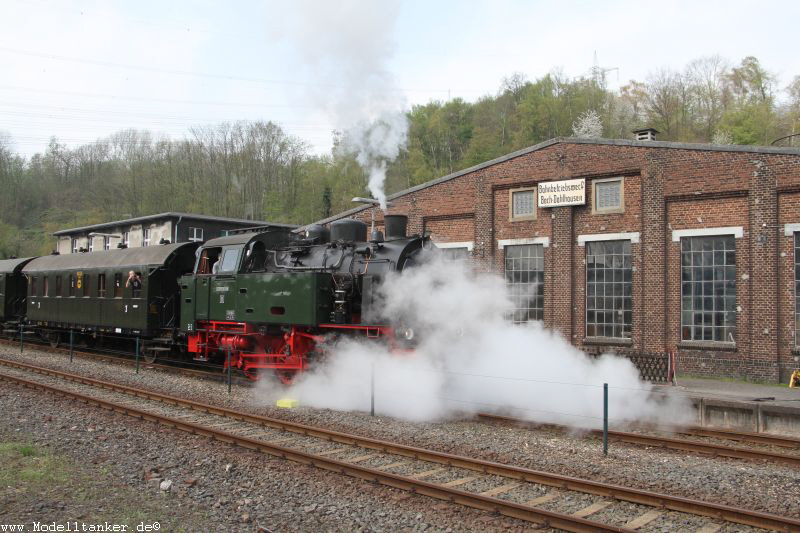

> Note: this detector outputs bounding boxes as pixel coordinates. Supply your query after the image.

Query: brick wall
[331,140,800,382]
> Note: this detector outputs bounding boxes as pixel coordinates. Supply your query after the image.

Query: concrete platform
[659,377,800,436]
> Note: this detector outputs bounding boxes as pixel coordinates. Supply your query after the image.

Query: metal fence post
[603,383,609,456]
[370,361,375,417]
[227,348,232,394]
[69,330,74,363]
[135,337,140,374]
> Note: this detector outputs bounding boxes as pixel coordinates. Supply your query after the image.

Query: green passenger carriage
[23,243,198,349]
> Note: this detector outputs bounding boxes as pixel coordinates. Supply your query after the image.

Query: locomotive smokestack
[384,215,407,240]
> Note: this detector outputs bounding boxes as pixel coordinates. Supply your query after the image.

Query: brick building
[319,135,800,383]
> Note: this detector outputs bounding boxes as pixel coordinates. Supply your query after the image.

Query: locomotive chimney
[383,215,408,240]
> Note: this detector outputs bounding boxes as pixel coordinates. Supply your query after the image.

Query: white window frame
[509,187,537,222]
[189,227,204,242]
[143,228,151,247]
[70,238,78,254]
[577,232,640,246]
[671,226,744,241]
[435,241,474,251]
[103,236,111,251]
[122,231,129,247]
[87,238,93,253]
[498,237,550,249]
[592,177,625,214]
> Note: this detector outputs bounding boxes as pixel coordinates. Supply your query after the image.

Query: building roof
[309,137,800,227]
[53,212,298,236]
[23,242,198,273]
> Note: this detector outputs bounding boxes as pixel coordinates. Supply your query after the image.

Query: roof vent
[633,128,659,141]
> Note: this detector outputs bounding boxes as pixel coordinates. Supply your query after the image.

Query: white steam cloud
[281,1,408,209]
[264,254,691,430]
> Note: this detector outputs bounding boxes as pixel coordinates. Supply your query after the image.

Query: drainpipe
[174,215,183,243]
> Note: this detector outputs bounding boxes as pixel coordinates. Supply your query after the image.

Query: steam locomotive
[0,215,428,383]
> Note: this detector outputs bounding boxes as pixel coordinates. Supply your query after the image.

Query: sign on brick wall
[538,178,586,208]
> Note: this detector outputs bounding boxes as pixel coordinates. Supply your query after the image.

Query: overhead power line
[0,44,463,95]
[0,84,316,109]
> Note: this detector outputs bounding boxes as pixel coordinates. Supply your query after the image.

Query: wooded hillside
[1,55,798,258]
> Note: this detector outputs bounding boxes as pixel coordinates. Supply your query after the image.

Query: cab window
[243,241,267,272]
[219,249,241,273]
[197,247,222,275]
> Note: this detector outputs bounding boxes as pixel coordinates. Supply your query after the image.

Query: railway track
[6,336,800,468]
[6,336,800,470]
[477,413,800,467]
[1,358,797,532]
[0,335,247,385]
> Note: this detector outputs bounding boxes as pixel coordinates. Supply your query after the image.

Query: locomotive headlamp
[397,327,415,341]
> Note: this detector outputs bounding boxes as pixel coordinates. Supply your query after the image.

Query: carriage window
[130,272,143,298]
[114,273,123,298]
[30,276,38,296]
[98,274,106,298]
[219,249,241,273]
[82,274,90,297]
[43,277,49,297]
[55,276,63,297]
[68,274,76,297]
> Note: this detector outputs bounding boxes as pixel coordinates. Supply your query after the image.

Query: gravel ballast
[1,344,798,529]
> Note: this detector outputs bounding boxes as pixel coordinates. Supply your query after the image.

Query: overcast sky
[1,0,797,157]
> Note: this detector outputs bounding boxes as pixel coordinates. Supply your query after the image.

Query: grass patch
[0,436,210,532]
[18,444,38,457]
[0,441,68,486]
